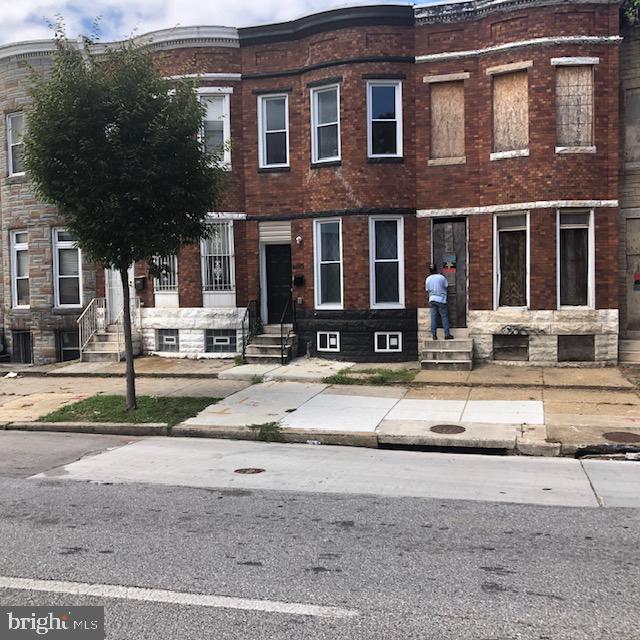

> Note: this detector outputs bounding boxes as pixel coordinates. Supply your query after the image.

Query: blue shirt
[426,273,448,304]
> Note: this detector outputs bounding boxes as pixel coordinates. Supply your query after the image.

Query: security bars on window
[202,222,235,292]
[153,255,178,292]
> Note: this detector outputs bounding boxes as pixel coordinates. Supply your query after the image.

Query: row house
[0,0,636,366]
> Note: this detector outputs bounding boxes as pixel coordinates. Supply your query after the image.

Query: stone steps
[421,337,473,371]
[619,340,640,365]
[245,325,295,364]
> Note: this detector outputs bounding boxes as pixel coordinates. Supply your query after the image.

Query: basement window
[157,329,179,353]
[12,331,32,364]
[205,329,237,353]
[374,332,402,353]
[493,335,529,361]
[56,330,80,362]
[557,335,595,362]
[317,331,340,353]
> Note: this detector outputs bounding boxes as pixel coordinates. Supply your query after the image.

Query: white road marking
[0,576,358,619]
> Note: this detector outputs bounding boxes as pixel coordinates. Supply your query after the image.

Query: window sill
[317,349,341,353]
[624,161,640,171]
[258,166,291,173]
[555,146,596,155]
[367,156,404,164]
[371,304,405,310]
[311,160,341,169]
[6,173,27,185]
[428,156,466,167]
[557,305,595,311]
[490,149,529,161]
[496,306,529,311]
[315,305,343,311]
[52,307,83,314]
[10,307,30,312]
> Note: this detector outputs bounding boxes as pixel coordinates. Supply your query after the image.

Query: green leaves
[24,32,226,271]
[624,0,640,24]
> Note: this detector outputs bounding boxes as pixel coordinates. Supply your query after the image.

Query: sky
[0,0,434,47]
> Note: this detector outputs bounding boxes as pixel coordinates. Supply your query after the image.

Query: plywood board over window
[430,81,465,160]
[556,66,593,147]
[492,71,529,153]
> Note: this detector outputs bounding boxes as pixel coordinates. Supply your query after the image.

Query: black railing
[279,294,296,365]
[241,300,259,362]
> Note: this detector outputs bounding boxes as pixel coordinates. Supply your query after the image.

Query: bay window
[311,85,340,163]
[367,81,403,158]
[7,113,25,176]
[314,219,343,308]
[369,217,404,308]
[199,89,231,165]
[258,94,289,168]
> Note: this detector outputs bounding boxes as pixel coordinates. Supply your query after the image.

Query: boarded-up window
[430,81,465,159]
[625,87,640,163]
[556,66,593,147]
[492,71,529,152]
[559,211,590,306]
[496,214,527,307]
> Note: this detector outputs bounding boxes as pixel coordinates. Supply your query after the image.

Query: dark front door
[432,218,467,328]
[265,244,292,324]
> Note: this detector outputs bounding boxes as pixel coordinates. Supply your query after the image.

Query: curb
[6,421,168,436]
[8,371,221,380]
[408,380,639,393]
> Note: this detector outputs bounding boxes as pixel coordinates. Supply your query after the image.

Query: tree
[623,0,640,24]
[24,32,226,410]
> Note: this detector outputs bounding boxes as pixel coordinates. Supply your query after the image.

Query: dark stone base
[295,309,418,362]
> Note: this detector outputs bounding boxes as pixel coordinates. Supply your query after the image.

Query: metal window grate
[153,255,178,292]
[157,329,179,352]
[202,222,235,292]
[556,66,593,147]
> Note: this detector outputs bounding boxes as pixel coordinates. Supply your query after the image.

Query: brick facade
[0,0,630,364]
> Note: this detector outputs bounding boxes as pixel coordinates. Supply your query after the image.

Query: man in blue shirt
[425,263,453,340]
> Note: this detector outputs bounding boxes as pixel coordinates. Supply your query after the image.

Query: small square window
[12,331,32,364]
[56,330,80,362]
[317,331,340,352]
[557,335,595,362]
[493,335,529,361]
[374,332,402,353]
[205,329,237,353]
[157,329,179,353]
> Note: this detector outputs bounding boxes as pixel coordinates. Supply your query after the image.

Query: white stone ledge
[555,146,597,154]
[486,60,532,76]
[490,149,529,161]
[417,199,619,217]
[551,57,600,66]
[428,156,466,166]
[423,72,470,83]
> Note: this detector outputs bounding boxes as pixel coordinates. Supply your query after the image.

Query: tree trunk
[120,268,137,410]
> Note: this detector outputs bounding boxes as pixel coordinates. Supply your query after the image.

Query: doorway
[432,218,467,328]
[105,266,135,324]
[264,245,292,325]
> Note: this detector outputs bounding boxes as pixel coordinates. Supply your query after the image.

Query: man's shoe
[432,336,438,340]
[444,334,454,340]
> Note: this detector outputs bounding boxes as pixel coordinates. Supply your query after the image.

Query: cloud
[0,0,423,46]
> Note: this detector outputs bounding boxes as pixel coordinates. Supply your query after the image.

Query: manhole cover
[234,468,265,475]
[602,432,640,444]
[430,424,466,435]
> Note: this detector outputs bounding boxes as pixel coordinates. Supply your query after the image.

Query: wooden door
[432,218,467,328]
[265,245,292,324]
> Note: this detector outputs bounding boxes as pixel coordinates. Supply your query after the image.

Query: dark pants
[430,301,451,338]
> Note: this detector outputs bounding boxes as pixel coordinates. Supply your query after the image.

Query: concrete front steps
[421,329,473,371]
[619,339,640,365]
[81,325,141,362]
[245,324,296,365]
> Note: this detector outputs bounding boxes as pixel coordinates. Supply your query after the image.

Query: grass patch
[38,395,220,427]
[248,422,284,442]
[323,367,416,386]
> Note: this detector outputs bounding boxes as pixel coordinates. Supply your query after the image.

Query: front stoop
[81,325,142,362]
[421,338,473,371]
[245,324,296,365]
[619,340,640,365]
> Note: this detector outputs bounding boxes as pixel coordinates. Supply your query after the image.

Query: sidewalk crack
[580,459,604,507]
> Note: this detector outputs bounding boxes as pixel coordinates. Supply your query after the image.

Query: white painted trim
[259,243,268,325]
[196,86,234,95]
[314,218,344,310]
[486,60,533,76]
[52,228,83,308]
[493,212,530,311]
[317,331,341,353]
[366,80,403,159]
[374,331,403,353]
[257,93,290,169]
[417,200,618,217]
[206,212,246,220]
[556,209,595,310]
[551,57,599,66]
[423,72,470,83]
[10,230,29,309]
[490,149,529,161]
[415,36,622,63]
[310,83,341,164]
[199,90,231,166]
[428,156,466,166]
[555,146,597,154]
[167,73,242,82]
[6,112,25,177]
[369,215,405,309]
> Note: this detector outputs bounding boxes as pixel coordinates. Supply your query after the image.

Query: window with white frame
[370,217,404,308]
[558,210,593,307]
[53,229,82,307]
[317,331,340,352]
[205,329,237,353]
[311,85,340,163]
[495,214,528,308]
[11,230,29,308]
[258,94,289,168]
[201,221,235,292]
[367,81,403,158]
[199,90,231,165]
[314,219,342,308]
[374,331,402,353]
[152,255,178,292]
[157,329,179,352]
[7,113,25,176]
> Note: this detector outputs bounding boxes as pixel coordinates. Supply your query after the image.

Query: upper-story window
[201,221,235,292]
[367,81,403,158]
[53,229,82,307]
[7,113,25,176]
[427,76,466,165]
[311,85,340,164]
[199,89,231,166]
[258,94,289,169]
[488,63,530,160]
[11,230,29,308]
[553,61,596,153]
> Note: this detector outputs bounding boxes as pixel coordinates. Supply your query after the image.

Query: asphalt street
[0,431,638,639]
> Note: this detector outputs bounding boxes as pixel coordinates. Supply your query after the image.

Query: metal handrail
[77,298,107,357]
[240,300,258,362]
[279,295,296,365]
[113,297,141,359]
